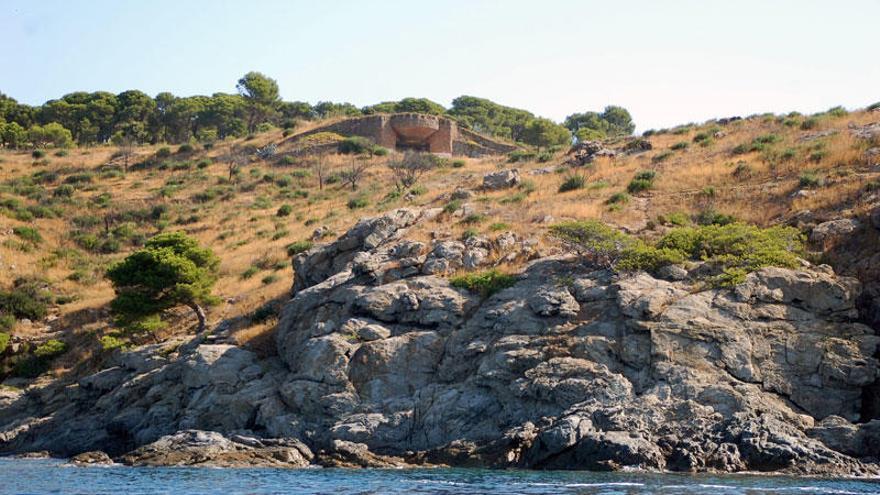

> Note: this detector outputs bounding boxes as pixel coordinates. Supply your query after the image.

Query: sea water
[0,458,878,494]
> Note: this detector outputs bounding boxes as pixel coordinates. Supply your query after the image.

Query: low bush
[450,269,517,298]
[800,117,819,130]
[0,331,10,353]
[177,143,195,154]
[452,159,466,168]
[34,339,67,358]
[606,192,630,204]
[347,196,369,209]
[653,150,674,162]
[798,172,823,189]
[31,150,46,159]
[338,136,378,155]
[627,170,657,194]
[13,226,42,244]
[507,150,537,163]
[276,204,293,217]
[695,207,735,226]
[550,220,803,286]
[671,141,689,150]
[156,147,172,158]
[558,174,586,192]
[286,240,313,256]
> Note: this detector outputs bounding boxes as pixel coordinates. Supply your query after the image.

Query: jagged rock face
[2,209,880,475]
[482,169,520,190]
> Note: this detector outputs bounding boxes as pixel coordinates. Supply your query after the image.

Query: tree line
[0,72,635,149]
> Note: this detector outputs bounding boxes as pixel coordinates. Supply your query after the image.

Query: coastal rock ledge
[2,208,880,476]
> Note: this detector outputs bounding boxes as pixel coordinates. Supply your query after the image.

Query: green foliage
[564,106,635,139]
[31,149,46,159]
[241,266,260,279]
[0,314,13,333]
[347,196,369,209]
[607,192,630,204]
[286,240,313,256]
[551,220,804,285]
[800,117,820,130]
[488,222,510,231]
[99,334,128,352]
[34,339,67,358]
[507,150,537,163]
[695,207,736,226]
[447,95,535,141]
[13,226,42,244]
[0,331,8,355]
[522,118,571,148]
[798,172,823,189]
[276,204,293,217]
[627,170,656,194]
[106,232,219,328]
[261,274,280,285]
[449,269,517,298]
[671,141,689,150]
[559,173,586,192]
[443,199,462,214]
[338,136,378,155]
[362,97,446,115]
[653,150,674,162]
[461,213,486,225]
[451,159,466,168]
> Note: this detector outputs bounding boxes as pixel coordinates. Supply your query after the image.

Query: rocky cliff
[1,208,879,475]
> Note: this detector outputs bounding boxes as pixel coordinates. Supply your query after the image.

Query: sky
[2,0,879,131]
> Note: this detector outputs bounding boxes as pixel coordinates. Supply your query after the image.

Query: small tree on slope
[107,232,220,333]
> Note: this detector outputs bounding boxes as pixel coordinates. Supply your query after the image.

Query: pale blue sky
[3,0,878,131]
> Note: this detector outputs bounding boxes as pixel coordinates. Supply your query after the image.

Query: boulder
[69,451,114,465]
[482,169,520,190]
[810,219,861,247]
[120,430,313,468]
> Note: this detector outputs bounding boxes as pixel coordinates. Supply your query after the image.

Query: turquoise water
[1,459,878,494]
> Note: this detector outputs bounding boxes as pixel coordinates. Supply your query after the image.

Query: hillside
[0,105,878,384]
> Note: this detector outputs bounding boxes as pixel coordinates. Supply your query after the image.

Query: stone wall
[289,113,517,157]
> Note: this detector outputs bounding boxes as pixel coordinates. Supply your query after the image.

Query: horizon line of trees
[0,72,635,150]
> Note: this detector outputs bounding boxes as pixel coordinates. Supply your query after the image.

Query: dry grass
[0,107,877,376]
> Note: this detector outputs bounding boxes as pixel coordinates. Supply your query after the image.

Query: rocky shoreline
[2,208,880,476]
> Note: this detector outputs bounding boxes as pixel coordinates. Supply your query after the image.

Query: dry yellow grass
[0,107,877,372]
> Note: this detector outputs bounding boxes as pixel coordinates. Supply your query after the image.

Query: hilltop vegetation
[0,79,878,384]
[0,72,626,149]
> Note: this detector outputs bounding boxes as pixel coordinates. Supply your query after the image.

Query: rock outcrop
[1,209,879,476]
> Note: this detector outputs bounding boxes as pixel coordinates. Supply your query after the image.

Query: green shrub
[338,136,376,155]
[653,150,674,162]
[13,226,42,244]
[0,314,14,333]
[826,106,848,118]
[800,117,819,130]
[277,204,293,217]
[241,266,260,279]
[627,170,656,194]
[261,274,280,285]
[450,269,517,298]
[31,149,46,159]
[671,141,689,150]
[693,132,712,144]
[867,102,880,111]
[461,213,486,224]
[657,223,803,284]
[54,149,68,157]
[537,151,554,163]
[695,208,735,226]
[99,334,128,352]
[558,174,586,192]
[443,199,462,214]
[347,197,369,209]
[507,150,537,163]
[279,155,296,165]
[798,172,823,189]
[607,192,630,204]
[177,143,195,154]
[34,339,67,359]
[0,331,9,353]
[285,240,313,257]
[452,159,466,168]
[156,147,172,159]
[488,222,510,231]
[551,220,803,285]
[731,143,751,155]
